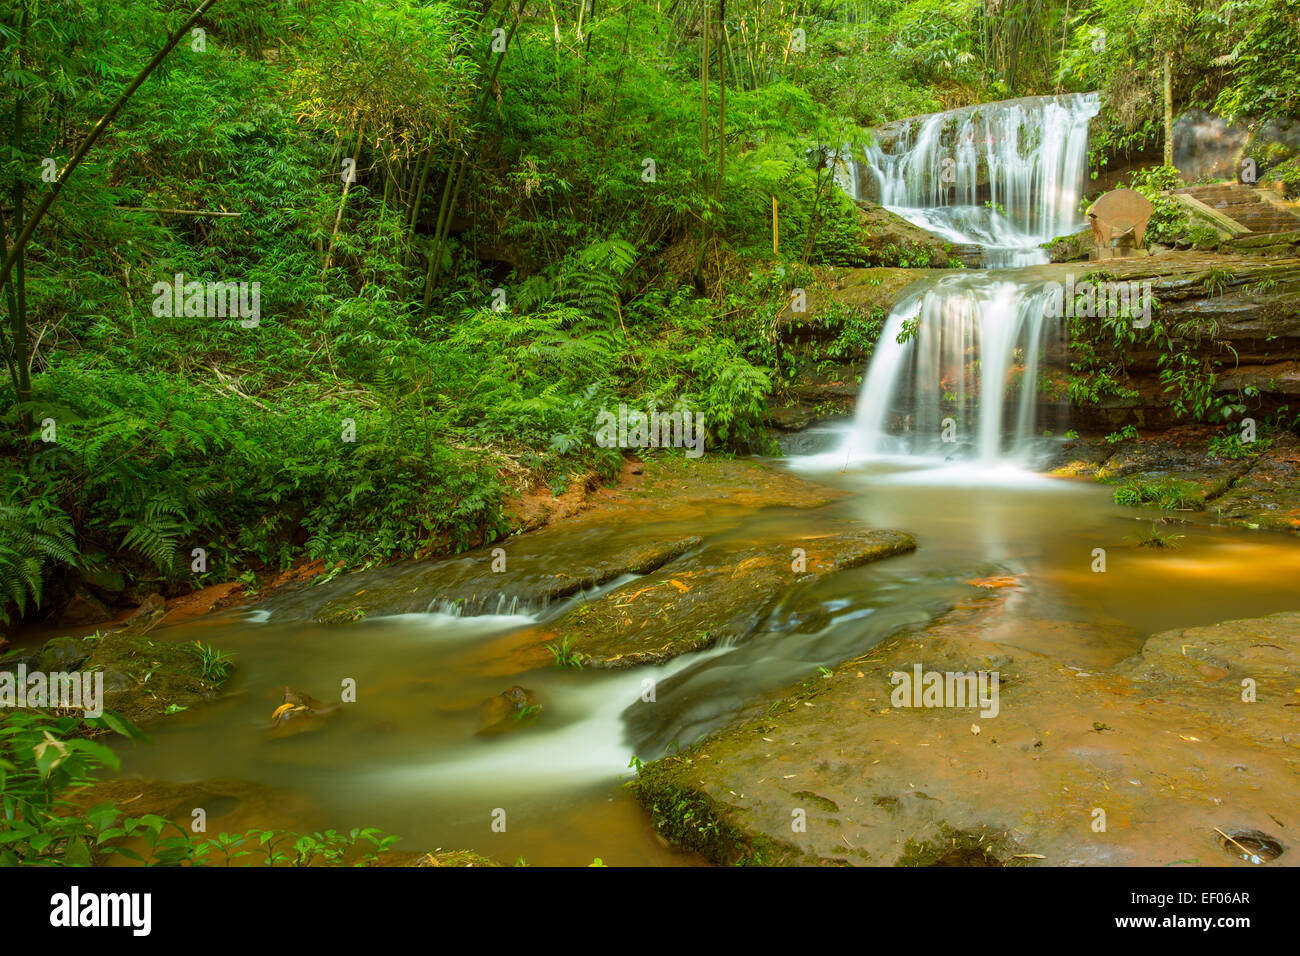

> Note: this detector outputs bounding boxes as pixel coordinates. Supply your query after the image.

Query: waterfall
[834,94,1097,467]
[840,275,1067,464]
[857,93,1100,266]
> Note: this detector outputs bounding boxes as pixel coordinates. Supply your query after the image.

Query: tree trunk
[715,0,726,206]
[1163,48,1174,167]
[5,0,32,427]
[423,0,528,311]
[322,126,365,279]
[0,0,222,293]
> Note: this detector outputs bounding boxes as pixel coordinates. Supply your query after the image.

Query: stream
[113,458,1300,865]
[107,94,1300,866]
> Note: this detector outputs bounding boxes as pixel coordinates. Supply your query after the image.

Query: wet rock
[117,593,167,633]
[478,685,542,736]
[64,776,322,850]
[1044,437,1116,476]
[82,631,222,727]
[57,588,113,627]
[268,686,338,739]
[312,534,702,623]
[632,600,1300,866]
[852,202,968,267]
[0,649,38,674]
[533,527,916,669]
[1208,434,1300,532]
[316,605,367,625]
[81,566,126,599]
[99,668,136,695]
[768,405,817,431]
[38,636,90,672]
[1117,610,1300,685]
[1044,228,1092,263]
[1095,435,1252,508]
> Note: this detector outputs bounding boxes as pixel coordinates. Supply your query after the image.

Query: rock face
[632,596,1300,867]
[1046,252,1300,432]
[57,588,112,627]
[1050,428,1300,535]
[781,252,1300,438]
[310,534,703,624]
[525,528,917,669]
[852,202,972,267]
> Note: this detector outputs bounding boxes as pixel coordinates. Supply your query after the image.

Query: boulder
[57,588,112,627]
[38,636,90,672]
[478,685,542,736]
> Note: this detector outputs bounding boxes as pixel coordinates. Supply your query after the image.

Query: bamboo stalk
[0,0,221,293]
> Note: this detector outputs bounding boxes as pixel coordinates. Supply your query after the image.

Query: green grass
[1113,478,1201,511]
[544,634,584,669]
[191,641,234,682]
[1133,523,1185,549]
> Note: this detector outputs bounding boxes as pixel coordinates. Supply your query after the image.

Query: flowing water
[113,469,1300,865]
[105,96,1300,865]
[835,93,1100,465]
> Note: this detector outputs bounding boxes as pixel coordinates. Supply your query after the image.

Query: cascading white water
[840,275,1065,464]
[852,93,1100,267]
[832,94,1097,466]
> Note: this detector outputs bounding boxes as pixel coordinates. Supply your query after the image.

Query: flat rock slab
[1120,610,1300,685]
[312,534,702,623]
[532,528,916,668]
[632,595,1300,866]
[1209,435,1300,533]
[1052,430,1300,535]
[253,457,848,624]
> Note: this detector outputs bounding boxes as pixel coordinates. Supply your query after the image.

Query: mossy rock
[83,632,229,727]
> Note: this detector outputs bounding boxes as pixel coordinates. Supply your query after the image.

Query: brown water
[111,455,1300,865]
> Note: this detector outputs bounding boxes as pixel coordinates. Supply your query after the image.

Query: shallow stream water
[112,451,1300,865]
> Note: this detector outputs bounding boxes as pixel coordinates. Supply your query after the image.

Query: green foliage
[0,0,1282,628]
[0,500,79,626]
[0,709,400,867]
[191,642,234,682]
[1209,0,1300,122]
[1124,166,1192,246]
[1208,430,1270,460]
[545,634,584,669]
[1132,523,1185,549]
[1113,478,1200,510]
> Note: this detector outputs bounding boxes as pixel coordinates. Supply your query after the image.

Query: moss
[630,761,812,866]
[896,824,1026,867]
[82,631,229,727]
[631,778,788,865]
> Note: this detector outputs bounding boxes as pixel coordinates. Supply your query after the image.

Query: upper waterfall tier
[842,93,1100,266]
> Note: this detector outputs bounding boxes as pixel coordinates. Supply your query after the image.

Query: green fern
[0,502,81,626]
